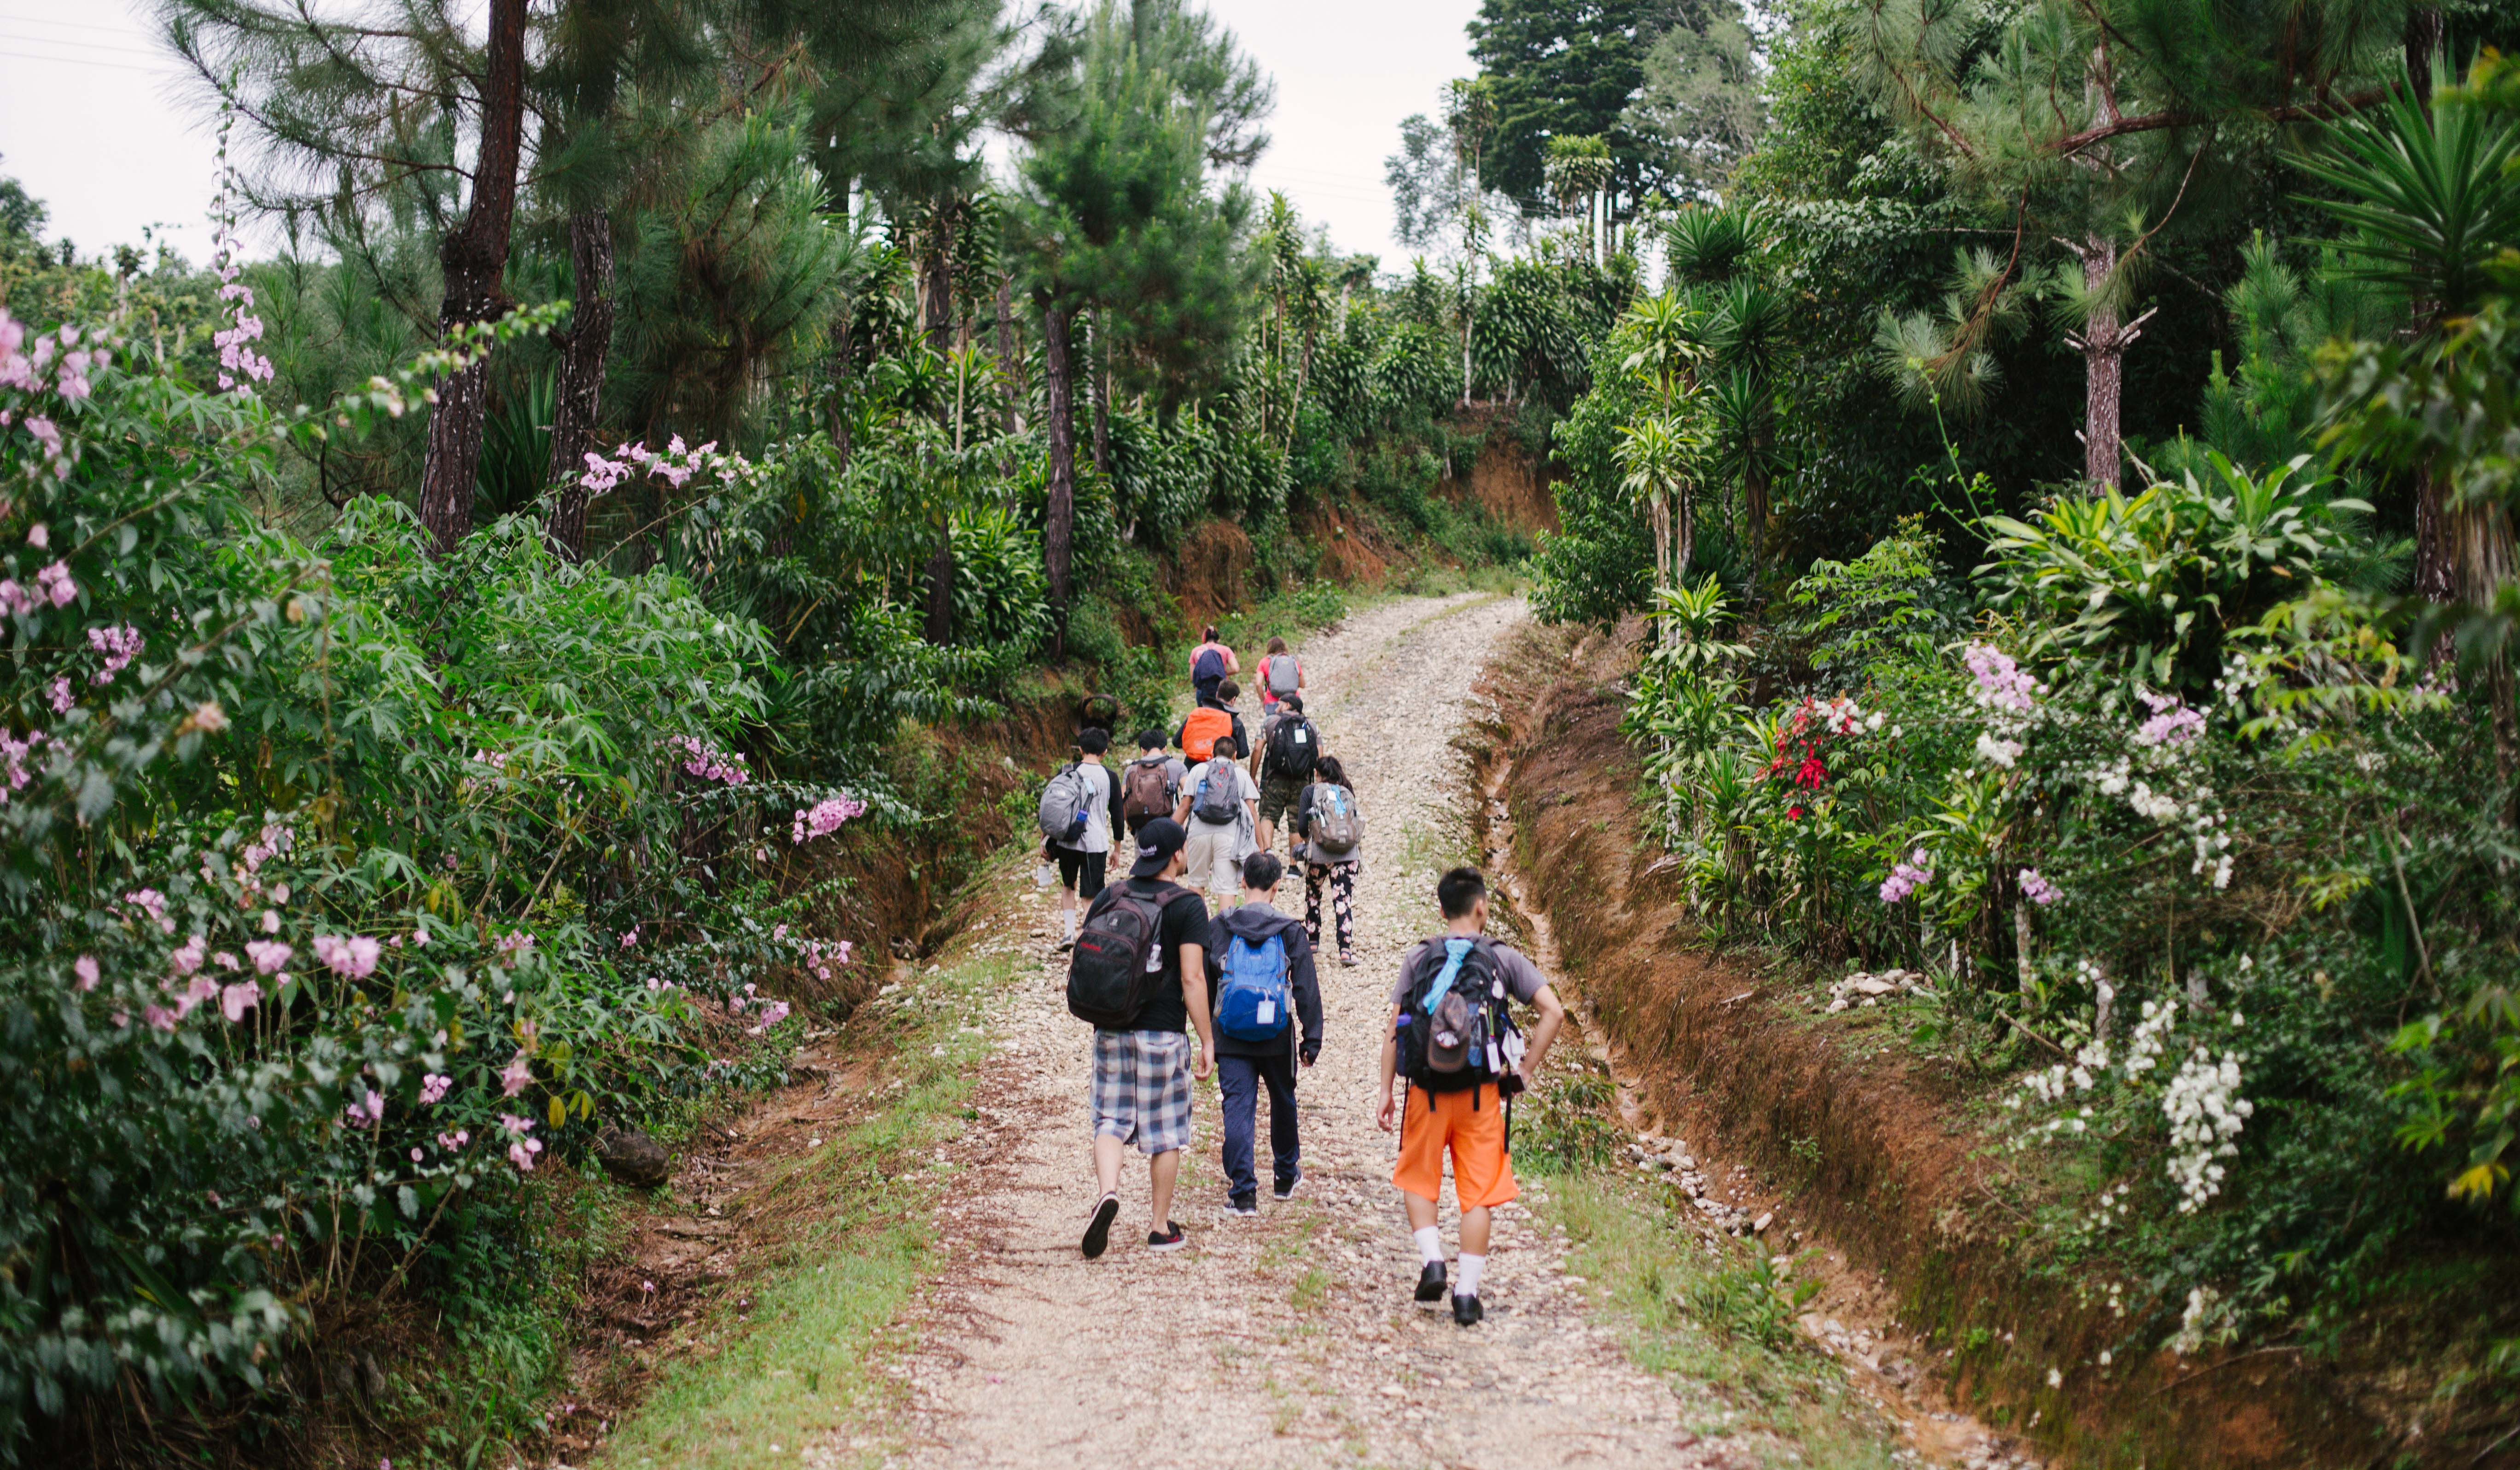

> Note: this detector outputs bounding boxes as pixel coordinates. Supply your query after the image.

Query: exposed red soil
[1471,617,2397,1470]
[1446,433,1562,534]
[1164,518,1257,632]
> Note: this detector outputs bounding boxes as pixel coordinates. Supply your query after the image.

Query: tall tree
[1467,0,1677,215]
[1008,0,1266,650]
[1854,0,2404,488]
[1621,0,1765,198]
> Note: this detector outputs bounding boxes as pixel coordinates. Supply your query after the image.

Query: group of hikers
[1035,626,1565,1328]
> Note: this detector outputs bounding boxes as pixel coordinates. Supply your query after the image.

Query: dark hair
[1202,624,1220,642]
[1280,694,1303,714]
[1218,678,1240,702]
[1266,635,1288,655]
[1242,851,1285,892]
[1077,727,1110,755]
[1313,754,1350,790]
[1136,728,1166,751]
[1210,736,1240,759]
[1437,865,1487,919]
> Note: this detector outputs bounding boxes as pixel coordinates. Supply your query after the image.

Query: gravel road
[823,593,1756,1470]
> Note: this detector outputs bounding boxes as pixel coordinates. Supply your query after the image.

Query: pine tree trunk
[417,0,529,556]
[2080,234,2126,491]
[543,209,615,563]
[922,202,956,354]
[924,527,954,644]
[1043,302,1078,657]
[1676,481,1695,583]
[1090,307,1111,476]
[995,275,1021,437]
[1745,451,1769,574]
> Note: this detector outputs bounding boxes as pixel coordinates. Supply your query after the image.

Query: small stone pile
[1622,1134,1766,1236]
[1823,968,1935,1014]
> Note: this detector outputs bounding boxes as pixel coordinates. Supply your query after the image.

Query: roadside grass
[591,949,1013,1470]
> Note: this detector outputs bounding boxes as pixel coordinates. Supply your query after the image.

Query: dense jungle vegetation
[7,0,2520,1459]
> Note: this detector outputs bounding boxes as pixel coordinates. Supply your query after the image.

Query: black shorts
[1056,848,1108,898]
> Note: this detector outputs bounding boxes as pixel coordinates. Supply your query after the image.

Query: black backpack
[1394,937,1519,1095]
[1264,713,1318,780]
[1067,882,1183,1027]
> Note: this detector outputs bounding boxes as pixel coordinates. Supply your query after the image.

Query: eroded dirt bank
[1469,617,2390,1470]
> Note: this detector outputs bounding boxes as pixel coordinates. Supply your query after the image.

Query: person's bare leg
[1094,1134,1124,1196]
[1404,1190,1438,1230]
[1254,818,1276,855]
[1149,1148,1181,1227]
[1461,1204,1491,1255]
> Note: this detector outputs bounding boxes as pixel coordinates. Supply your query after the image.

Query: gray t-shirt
[1388,937,1551,1011]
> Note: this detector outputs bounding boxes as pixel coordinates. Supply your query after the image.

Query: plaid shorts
[1090,1029,1194,1155]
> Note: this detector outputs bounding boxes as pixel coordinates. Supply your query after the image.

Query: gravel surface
[823,593,1755,1470]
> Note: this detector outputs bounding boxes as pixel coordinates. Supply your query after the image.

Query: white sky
[0,0,1478,269]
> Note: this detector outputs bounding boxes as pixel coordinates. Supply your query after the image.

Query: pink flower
[243,939,292,974]
[312,933,381,979]
[169,933,206,976]
[620,927,640,948]
[791,795,866,844]
[508,1138,543,1172]
[221,979,261,1022]
[35,560,75,607]
[437,1129,470,1150]
[72,954,97,991]
[1879,848,1935,905]
[259,909,280,934]
[213,951,239,971]
[498,1112,535,1138]
[2133,691,2205,746]
[87,623,142,685]
[344,1089,385,1128]
[143,1003,177,1032]
[46,676,70,713]
[24,523,46,549]
[500,1049,534,1097]
[420,1072,452,1105]
[411,928,430,946]
[2018,868,2061,906]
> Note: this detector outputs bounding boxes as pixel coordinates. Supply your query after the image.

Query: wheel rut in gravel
[833,592,1774,1470]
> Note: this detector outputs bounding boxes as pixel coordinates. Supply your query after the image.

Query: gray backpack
[1267,654,1301,696]
[1192,756,1240,825]
[1037,763,1094,844]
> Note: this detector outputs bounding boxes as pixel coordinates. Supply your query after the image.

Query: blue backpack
[1215,930,1293,1042]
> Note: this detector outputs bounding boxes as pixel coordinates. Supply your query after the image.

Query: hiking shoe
[1148,1222,1188,1252]
[1222,1197,1258,1218]
[1414,1261,1448,1306]
[1273,1170,1302,1202]
[1452,1292,1484,1327]
[1340,951,1357,968]
[1081,1192,1120,1260]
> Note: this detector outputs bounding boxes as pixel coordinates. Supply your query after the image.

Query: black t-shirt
[1089,877,1212,1033]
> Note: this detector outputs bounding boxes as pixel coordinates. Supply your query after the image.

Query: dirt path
[827,593,1758,1470]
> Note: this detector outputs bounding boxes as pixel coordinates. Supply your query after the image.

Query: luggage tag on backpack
[1256,999,1276,1025]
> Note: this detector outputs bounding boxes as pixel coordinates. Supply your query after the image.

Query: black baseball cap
[1130,817,1186,877]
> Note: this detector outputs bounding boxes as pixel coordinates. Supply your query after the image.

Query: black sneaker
[1148,1222,1187,1252]
[1222,1197,1258,1218]
[1414,1261,1448,1306]
[1272,1170,1302,1202]
[1081,1192,1120,1260]
[1452,1292,1484,1327]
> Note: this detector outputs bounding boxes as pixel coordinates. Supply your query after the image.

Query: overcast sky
[0,0,1478,268]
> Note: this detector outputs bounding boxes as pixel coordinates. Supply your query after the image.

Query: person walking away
[1375,866,1565,1326]
[1067,818,1215,1257]
[1291,752,1364,966]
[1188,625,1239,707]
[1177,678,1250,765]
[1204,852,1320,1215]
[1255,636,1304,714]
[1175,735,1260,911]
[1251,694,1318,858]
[1038,728,1122,951]
[1119,730,1186,844]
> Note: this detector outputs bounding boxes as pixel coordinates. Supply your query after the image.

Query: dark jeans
[1216,1052,1300,1204]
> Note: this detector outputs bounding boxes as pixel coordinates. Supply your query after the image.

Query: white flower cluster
[2162,1043,2254,1213]
[1965,644,2040,770]
[2084,693,2234,890]
[1814,695,1882,736]
[2171,1285,2224,1356]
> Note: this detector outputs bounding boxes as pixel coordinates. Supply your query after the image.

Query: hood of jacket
[1219,901,1302,943]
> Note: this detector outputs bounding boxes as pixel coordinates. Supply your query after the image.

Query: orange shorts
[1391,1083,1518,1210]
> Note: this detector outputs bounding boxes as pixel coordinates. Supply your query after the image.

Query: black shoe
[1222,1196,1258,1218]
[1081,1192,1120,1260]
[1148,1222,1187,1252]
[1273,1170,1302,1202]
[1452,1292,1484,1327]
[1414,1261,1448,1306]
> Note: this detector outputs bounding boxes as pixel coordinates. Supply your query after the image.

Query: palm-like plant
[1616,413,1709,620]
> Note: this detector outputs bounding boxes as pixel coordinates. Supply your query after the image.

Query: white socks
[1456,1252,1486,1298]
[1414,1226,1443,1266]
[1062,910,1077,941]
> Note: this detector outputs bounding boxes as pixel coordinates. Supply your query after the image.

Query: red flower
[1786,805,1807,821]
[1795,755,1828,788]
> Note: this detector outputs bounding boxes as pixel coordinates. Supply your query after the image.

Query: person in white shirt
[1173,735,1261,911]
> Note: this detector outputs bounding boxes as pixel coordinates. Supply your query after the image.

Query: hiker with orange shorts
[1374,865,1564,1327]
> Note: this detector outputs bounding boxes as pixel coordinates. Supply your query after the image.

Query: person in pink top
[1188,624,1240,707]
[1255,636,1304,712]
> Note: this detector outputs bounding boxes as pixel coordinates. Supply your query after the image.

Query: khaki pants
[1183,820,1242,904]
